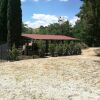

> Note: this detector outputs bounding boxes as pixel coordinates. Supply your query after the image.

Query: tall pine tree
[7,0,22,49]
[0,0,8,43]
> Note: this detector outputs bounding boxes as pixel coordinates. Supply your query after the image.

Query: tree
[77,0,100,46]
[22,23,28,33]
[38,26,47,34]
[47,23,61,35]
[73,20,88,43]
[61,21,73,36]
[22,23,34,34]
[0,0,8,43]
[37,21,73,36]
[7,0,22,49]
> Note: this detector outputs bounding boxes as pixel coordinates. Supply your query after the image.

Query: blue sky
[21,0,82,28]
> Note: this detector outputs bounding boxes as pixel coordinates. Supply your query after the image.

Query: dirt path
[82,48,100,56]
[0,48,100,100]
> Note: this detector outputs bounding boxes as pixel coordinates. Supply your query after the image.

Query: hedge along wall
[0,43,8,60]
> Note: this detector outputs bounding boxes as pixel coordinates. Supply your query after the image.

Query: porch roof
[22,34,78,41]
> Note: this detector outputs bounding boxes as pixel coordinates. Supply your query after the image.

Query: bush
[8,44,19,61]
[64,45,71,55]
[62,44,68,56]
[38,41,45,58]
[76,42,88,49]
[65,42,74,55]
[32,41,82,57]
[62,42,82,56]
[62,44,66,56]
[49,44,55,57]
[74,44,82,55]
[38,48,45,58]
[56,44,63,56]
[33,55,39,59]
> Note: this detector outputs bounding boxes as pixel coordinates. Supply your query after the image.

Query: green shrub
[49,44,55,57]
[8,44,19,61]
[62,44,68,56]
[64,45,71,55]
[38,48,45,58]
[74,43,82,55]
[62,44,66,56]
[56,44,63,56]
[73,45,81,55]
[75,42,88,49]
[38,41,45,58]
[33,55,39,59]
[63,42,82,56]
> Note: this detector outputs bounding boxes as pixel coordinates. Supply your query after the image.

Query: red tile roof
[22,34,78,40]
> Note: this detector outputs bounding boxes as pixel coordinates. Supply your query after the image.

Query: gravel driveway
[0,48,100,100]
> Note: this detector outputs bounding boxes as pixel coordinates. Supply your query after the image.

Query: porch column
[26,39,28,55]
[45,40,49,54]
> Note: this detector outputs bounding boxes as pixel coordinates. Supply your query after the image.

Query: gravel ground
[0,48,100,100]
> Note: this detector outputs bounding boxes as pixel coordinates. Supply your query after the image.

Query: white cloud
[25,14,68,28]
[32,14,58,23]
[59,0,69,2]
[21,0,26,2]
[25,20,49,28]
[24,14,79,28]
[69,16,80,26]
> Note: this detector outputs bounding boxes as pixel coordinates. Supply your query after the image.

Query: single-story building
[22,34,79,55]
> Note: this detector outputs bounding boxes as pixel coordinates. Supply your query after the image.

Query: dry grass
[0,48,100,100]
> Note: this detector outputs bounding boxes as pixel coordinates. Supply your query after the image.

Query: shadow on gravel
[93,60,100,64]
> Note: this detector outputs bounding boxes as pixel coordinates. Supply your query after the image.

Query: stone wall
[0,43,8,60]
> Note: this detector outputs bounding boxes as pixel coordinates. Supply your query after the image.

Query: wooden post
[32,40,35,55]
[45,40,49,55]
[62,40,64,44]
[26,39,28,55]
[32,40,34,51]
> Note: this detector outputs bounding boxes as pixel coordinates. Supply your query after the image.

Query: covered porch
[21,34,79,55]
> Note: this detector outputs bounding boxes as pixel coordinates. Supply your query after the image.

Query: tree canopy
[0,0,22,48]
[7,0,22,48]
[0,0,8,43]
[75,0,100,46]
